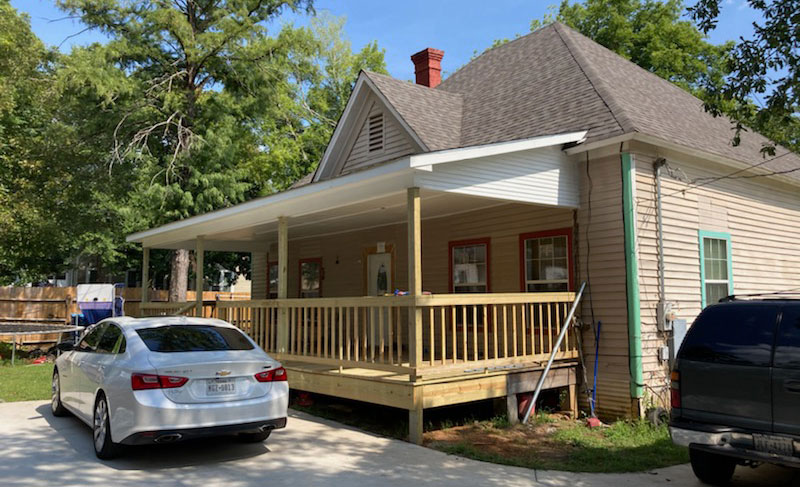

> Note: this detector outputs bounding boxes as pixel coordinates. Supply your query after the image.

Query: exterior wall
[575,151,632,418]
[251,252,268,300]
[631,140,800,409]
[262,202,574,298]
[340,97,416,175]
[414,146,581,208]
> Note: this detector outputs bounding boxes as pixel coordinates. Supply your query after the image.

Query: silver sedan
[52,316,289,459]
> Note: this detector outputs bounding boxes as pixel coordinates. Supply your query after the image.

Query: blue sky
[12,0,761,81]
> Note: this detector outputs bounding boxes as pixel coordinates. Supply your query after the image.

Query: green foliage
[689,0,800,154]
[0,1,386,286]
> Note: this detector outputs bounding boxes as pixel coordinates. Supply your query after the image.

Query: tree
[689,0,800,154]
[56,0,315,300]
[250,12,388,192]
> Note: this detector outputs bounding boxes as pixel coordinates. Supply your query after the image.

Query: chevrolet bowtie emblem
[216,370,232,377]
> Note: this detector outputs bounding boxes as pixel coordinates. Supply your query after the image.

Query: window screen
[524,235,569,292]
[136,325,254,352]
[702,236,731,306]
[452,243,488,293]
[680,304,777,366]
[300,260,321,298]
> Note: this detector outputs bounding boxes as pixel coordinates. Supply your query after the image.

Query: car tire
[51,369,69,417]
[93,394,122,460]
[689,447,737,485]
[236,429,272,443]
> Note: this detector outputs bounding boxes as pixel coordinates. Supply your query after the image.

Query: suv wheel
[689,447,737,485]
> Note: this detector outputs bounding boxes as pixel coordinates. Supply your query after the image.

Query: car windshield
[136,325,254,352]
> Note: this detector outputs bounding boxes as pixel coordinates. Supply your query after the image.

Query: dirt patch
[424,416,575,465]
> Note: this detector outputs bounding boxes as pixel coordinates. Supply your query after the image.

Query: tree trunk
[169,249,189,302]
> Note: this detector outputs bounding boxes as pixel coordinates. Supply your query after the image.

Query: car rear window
[679,304,778,366]
[136,325,254,352]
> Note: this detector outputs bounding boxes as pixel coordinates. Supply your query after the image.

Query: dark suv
[670,299,800,485]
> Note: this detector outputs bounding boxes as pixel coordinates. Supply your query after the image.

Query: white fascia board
[408,131,587,168]
[127,156,415,245]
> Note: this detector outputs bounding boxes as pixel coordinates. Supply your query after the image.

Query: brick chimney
[411,48,444,88]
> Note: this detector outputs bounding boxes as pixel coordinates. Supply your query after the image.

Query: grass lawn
[0,363,54,402]
[427,416,689,473]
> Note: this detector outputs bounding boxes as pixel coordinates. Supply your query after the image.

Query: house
[127,22,800,442]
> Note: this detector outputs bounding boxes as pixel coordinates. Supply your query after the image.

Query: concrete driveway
[0,401,798,487]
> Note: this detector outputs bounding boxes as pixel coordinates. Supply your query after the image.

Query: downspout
[621,152,644,404]
[655,158,666,310]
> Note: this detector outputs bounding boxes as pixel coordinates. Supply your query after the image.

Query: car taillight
[255,367,287,382]
[670,370,681,408]
[131,373,189,391]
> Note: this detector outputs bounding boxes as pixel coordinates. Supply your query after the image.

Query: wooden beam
[195,237,204,316]
[407,187,423,376]
[409,386,424,445]
[141,247,150,304]
[506,393,519,425]
[277,217,289,353]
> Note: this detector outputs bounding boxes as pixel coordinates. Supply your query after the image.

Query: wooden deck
[139,291,581,443]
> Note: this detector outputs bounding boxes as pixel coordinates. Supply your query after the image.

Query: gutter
[621,152,644,401]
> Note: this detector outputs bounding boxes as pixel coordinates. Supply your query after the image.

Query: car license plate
[206,378,236,395]
[753,433,794,456]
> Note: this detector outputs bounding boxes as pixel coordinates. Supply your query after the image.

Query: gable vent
[368,112,384,152]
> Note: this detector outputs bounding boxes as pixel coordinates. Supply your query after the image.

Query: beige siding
[251,252,268,300]
[632,140,800,408]
[340,99,415,175]
[576,153,632,419]
[264,203,573,298]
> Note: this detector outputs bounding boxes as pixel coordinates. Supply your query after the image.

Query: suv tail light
[131,373,189,390]
[670,370,681,408]
[255,367,287,382]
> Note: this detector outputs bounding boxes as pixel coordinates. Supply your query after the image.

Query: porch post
[277,217,289,353]
[195,236,204,316]
[141,246,150,305]
[407,187,424,445]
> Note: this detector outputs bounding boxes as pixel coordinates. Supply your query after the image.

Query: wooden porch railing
[138,292,578,380]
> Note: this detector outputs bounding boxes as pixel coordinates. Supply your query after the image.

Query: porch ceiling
[142,189,516,252]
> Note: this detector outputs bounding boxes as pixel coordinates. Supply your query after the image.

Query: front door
[367,253,392,296]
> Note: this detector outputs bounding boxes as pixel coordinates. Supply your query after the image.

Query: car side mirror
[56,342,74,352]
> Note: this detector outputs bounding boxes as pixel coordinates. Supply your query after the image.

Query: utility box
[669,319,688,365]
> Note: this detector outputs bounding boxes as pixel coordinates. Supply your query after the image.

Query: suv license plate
[753,434,794,456]
[207,379,235,395]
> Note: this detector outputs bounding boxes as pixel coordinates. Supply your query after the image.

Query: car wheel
[51,370,69,417]
[690,447,737,485]
[236,429,272,443]
[93,394,122,460]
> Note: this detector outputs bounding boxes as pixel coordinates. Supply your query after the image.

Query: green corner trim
[698,230,734,308]
[621,152,643,400]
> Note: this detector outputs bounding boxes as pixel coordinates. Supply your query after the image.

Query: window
[136,325,254,352]
[77,324,106,353]
[299,258,322,298]
[368,112,384,152]
[450,239,490,293]
[96,324,125,354]
[679,304,777,366]
[267,261,278,299]
[520,228,573,292]
[699,231,733,307]
[773,305,800,369]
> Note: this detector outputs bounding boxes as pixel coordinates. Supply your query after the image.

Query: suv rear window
[680,304,778,366]
[136,325,254,352]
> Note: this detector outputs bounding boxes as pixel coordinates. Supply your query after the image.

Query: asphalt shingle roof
[365,21,800,181]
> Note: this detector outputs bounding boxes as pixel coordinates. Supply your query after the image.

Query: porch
[128,136,586,443]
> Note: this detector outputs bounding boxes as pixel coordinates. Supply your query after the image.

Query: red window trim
[298,257,323,297]
[448,238,491,293]
[518,228,574,292]
[266,261,278,297]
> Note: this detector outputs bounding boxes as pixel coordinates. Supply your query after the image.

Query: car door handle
[784,379,800,393]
